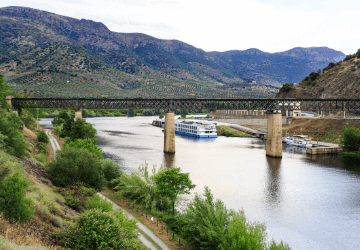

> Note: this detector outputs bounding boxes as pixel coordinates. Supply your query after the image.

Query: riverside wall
[213,117,292,126]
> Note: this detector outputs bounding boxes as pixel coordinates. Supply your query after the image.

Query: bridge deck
[11,98,360,111]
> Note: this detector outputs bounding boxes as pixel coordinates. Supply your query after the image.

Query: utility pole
[37,108,39,130]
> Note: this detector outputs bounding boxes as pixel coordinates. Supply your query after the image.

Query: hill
[276,52,360,99]
[0,6,345,97]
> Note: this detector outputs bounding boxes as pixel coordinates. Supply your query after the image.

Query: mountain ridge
[0,6,346,98]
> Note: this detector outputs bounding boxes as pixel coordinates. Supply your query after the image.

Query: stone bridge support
[5,96,18,114]
[164,111,175,154]
[75,109,82,119]
[266,110,282,158]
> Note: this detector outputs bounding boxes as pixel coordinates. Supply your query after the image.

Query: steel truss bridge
[11,98,360,111]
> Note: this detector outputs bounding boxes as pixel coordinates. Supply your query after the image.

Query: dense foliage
[100,158,123,183]
[341,127,360,151]
[0,172,34,223]
[64,138,103,159]
[279,83,293,92]
[36,129,49,143]
[58,208,146,250]
[46,147,107,190]
[155,168,195,215]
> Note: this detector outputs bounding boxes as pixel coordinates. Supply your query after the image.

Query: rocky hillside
[0,6,345,97]
[276,53,360,99]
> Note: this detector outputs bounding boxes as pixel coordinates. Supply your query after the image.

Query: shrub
[68,118,97,141]
[351,67,356,72]
[279,83,293,92]
[46,147,107,190]
[142,109,154,116]
[0,132,7,150]
[116,164,171,211]
[37,130,49,143]
[0,109,28,157]
[101,158,123,182]
[65,138,103,159]
[53,124,63,136]
[85,195,113,212]
[356,49,360,58]
[58,208,145,250]
[341,127,360,151]
[358,62,360,68]
[0,172,34,222]
[37,142,48,154]
[20,109,37,130]
[178,187,232,249]
[344,54,356,61]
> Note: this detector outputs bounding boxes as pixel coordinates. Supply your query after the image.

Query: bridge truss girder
[10,98,360,111]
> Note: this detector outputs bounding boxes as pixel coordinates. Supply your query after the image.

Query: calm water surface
[41,117,360,250]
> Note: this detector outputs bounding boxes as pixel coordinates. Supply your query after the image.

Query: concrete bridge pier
[75,109,82,119]
[164,111,175,154]
[266,110,282,158]
[6,96,18,114]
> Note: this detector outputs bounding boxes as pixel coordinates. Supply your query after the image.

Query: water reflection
[265,157,282,205]
[163,153,175,169]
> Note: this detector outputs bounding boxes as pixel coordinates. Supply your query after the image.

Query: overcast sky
[1,0,359,55]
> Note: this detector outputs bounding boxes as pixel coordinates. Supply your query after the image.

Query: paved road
[45,129,169,250]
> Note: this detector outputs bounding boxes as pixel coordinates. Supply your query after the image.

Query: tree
[69,118,97,141]
[46,147,107,190]
[127,109,135,117]
[341,127,360,151]
[142,109,154,116]
[155,168,195,215]
[159,113,164,119]
[65,138,103,159]
[0,172,34,222]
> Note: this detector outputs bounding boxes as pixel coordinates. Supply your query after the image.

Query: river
[40,116,360,250]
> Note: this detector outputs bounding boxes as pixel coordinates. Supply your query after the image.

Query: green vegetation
[217,126,252,137]
[155,167,196,216]
[101,158,123,183]
[0,172,34,223]
[57,208,146,250]
[64,138,103,159]
[279,83,293,92]
[113,165,291,250]
[37,129,49,143]
[340,126,360,151]
[85,195,113,212]
[46,147,107,190]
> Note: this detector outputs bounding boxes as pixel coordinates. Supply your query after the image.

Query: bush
[0,172,34,222]
[46,147,107,190]
[37,142,48,154]
[356,49,360,58]
[142,109,154,116]
[101,158,123,182]
[344,54,356,61]
[85,195,113,212]
[65,138,103,159]
[341,127,360,151]
[0,109,29,157]
[351,67,356,72]
[58,208,145,250]
[68,118,97,141]
[20,109,37,130]
[37,130,49,143]
[279,83,293,92]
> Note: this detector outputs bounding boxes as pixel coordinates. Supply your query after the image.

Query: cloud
[1,0,359,54]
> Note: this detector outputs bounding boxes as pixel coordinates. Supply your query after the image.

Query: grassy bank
[216,125,252,137]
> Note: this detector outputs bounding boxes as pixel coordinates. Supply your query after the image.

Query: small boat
[285,135,312,148]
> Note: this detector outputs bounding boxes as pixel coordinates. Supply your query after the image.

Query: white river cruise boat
[174,121,217,138]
